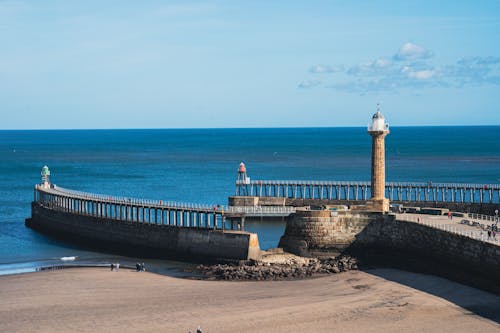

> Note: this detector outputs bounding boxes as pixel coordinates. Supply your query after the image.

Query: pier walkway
[36,184,227,228]
[236,180,500,204]
[396,213,500,246]
[34,184,295,230]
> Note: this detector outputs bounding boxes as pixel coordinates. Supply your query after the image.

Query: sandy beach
[0,268,498,333]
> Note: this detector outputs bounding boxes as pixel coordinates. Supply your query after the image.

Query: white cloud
[309,64,343,73]
[394,42,432,61]
[407,69,435,80]
[347,58,395,76]
[374,58,392,68]
[302,44,500,93]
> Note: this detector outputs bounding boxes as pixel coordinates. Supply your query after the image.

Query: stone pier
[278,208,390,257]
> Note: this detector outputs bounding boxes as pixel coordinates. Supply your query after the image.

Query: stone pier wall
[279,210,389,257]
[351,217,500,277]
[26,203,260,261]
[279,209,500,292]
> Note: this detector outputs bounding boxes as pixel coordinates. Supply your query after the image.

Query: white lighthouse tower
[367,104,390,212]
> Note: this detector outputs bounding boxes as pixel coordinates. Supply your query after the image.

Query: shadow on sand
[366,268,500,324]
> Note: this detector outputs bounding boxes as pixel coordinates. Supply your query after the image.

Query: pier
[34,184,296,230]
[235,179,500,204]
[27,167,262,261]
[35,184,228,230]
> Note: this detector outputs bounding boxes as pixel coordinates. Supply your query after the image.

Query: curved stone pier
[279,208,500,294]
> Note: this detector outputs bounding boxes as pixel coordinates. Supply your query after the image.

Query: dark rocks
[197,255,358,281]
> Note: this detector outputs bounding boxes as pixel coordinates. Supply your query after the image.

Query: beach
[0,268,498,333]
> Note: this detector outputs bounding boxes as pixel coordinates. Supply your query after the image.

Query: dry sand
[0,268,499,333]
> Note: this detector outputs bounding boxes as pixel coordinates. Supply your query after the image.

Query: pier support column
[240,215,246,231]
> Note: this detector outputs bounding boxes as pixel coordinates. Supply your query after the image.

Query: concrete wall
[27,203,260,261]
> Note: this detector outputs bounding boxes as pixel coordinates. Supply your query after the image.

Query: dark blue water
[0,127,499,272]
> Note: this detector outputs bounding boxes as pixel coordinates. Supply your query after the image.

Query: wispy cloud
[309,64,344,73]
[346,58,394,76]
[298,80,321,88]
[406,69,435,80]
[302,42,500,94]
[393,42,432,61]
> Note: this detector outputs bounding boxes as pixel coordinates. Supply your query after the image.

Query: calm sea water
[0,127,499,273]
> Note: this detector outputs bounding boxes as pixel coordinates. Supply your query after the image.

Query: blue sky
[1,0,500,129]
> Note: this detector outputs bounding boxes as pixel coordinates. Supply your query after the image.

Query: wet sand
[0,268,499,333]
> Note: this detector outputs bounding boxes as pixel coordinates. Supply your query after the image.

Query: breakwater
[26,184,261,261]
[279,209,500,293]
[350,216,500,292]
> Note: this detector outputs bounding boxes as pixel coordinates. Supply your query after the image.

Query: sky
[1,0,500,129]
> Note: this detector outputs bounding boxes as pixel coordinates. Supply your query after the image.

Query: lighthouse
[367,104,390,212]
[41,165,51,189]
[236,162,250,195]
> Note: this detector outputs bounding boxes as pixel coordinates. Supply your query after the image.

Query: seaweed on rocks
[196,255,358,281]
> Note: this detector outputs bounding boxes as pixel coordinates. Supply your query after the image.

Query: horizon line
[0,124,499,131]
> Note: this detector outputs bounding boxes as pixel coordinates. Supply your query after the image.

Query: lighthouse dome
[369,109,389,132]
[41,165,50,176]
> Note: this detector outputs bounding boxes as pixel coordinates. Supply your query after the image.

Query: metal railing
[468,213,500,223]
[49,185,216,211]
[226,206,296,215]
[236,179,500,204]
[239,180,500,189]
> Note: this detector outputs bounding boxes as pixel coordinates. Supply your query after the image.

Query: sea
[0,126,499,275]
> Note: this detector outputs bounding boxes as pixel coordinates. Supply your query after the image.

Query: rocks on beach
[197,250,358,281]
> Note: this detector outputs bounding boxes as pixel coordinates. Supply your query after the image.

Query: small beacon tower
[41,165,51,189]
[237,162,250,195]
[367,105,390,212]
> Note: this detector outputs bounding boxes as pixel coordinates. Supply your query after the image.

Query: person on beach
[110,263,114,271]
[487,230,492,239]
[447,211,451,219]
[196,326,203,333]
